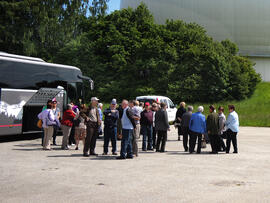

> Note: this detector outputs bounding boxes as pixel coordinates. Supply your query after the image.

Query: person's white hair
[197,106,204,113]
[98,103,103,108]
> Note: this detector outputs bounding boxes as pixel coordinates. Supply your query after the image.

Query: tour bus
[0,52,93,136]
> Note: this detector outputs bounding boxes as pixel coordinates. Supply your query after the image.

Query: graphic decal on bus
[0,100,26,120]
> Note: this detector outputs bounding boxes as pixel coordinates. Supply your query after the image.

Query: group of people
[176,102,239,154]
[37,97,239,159]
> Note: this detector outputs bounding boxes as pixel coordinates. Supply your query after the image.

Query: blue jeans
[104,127,117,153]
[141,125,153,150]
[120,129,133,158]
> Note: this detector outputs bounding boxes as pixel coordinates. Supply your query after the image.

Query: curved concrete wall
[121,0,270,81]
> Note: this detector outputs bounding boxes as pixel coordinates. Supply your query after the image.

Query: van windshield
[136,99,156,105]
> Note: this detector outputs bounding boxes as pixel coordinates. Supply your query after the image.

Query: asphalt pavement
[0,127,270,203]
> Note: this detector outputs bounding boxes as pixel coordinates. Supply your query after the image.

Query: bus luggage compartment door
[22,88,62,133]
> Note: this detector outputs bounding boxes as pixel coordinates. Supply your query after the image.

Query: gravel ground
[0,127,270,203]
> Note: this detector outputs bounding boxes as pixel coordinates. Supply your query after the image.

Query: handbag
[37,119,43,128]
[201,139,207,148]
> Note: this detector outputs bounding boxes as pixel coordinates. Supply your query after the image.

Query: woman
[218,106,226,151]
[74,104,87,150]
[61,104,76,150]
[38,102,60,150]
[155,102,170,152]
[175,102,186,141]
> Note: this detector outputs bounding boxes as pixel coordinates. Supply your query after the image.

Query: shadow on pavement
[0,133,42,143]
[166,151,227,155]
[89,156,119,160]
[47,154,82,158]
[14,144,41,147]
[12,148,42,151]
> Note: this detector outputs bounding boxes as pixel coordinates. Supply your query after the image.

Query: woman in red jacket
[61,104,76,150]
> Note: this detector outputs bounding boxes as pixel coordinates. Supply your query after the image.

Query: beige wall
[250,57,270,82]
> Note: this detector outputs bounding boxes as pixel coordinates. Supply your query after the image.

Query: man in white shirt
[117,100,136,159]
[225,105,239,153]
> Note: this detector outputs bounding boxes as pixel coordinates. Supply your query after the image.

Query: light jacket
[225,111,239,132]
[189,112,206,134]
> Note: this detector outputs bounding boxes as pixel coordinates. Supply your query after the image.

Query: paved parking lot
[0,127,270,203]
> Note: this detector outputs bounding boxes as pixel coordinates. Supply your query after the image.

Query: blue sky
[107,0,121,13]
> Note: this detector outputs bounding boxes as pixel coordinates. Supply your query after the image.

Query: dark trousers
[152,127,157,148]
[219,135,226,151]
[69,125,76,145]
[226,129,238,153]
[209,134,220,153]
[189,130,202,153]
[83,124,98,155]
[182,126,189,151]
[141,125,153,150]
[52,125,58,144]
[156,130,167,152]
[103,126,117,153]
[177,125,183,136]
[120,129,133,158]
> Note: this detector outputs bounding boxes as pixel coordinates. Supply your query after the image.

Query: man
[51,99,60,145]
[82,97,101,157]
[218,106,226,151]
[181,106,193,152]
[117,100,136,159]
[103,99,119,155]
[189,106,207,154]
[151,103,158,149]
[140,102,154,151]
[155,102,170,152]
[129,100,141,157]
[225,105,239,153]
[175,102,186,141]
[206,105,220,154]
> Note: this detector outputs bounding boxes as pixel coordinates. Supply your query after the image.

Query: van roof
[136,95,171,100]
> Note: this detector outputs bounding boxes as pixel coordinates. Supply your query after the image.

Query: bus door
[22,88,63,133]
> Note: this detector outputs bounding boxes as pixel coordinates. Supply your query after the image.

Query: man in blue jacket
[189,106,207,154]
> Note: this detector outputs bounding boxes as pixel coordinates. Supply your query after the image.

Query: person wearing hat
[51,99,60,145]
[140,102,154,151]
[81,97,101,156]
[103,99,119,155]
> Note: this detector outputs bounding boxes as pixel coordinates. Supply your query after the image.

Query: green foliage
[190,82,270,127]
[1,2,261,104]
[0,0,88,60]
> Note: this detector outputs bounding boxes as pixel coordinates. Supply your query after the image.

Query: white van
[136,96,177,122]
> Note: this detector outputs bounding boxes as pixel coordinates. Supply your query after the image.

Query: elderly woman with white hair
[188,106,207,154]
